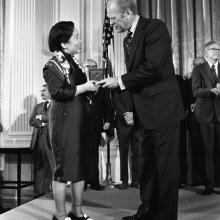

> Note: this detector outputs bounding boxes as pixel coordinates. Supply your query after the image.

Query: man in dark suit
[83,59,114,190]
[112,89,140,189]
[175,74,187,188]
[29,84,54,198]
[98,1,184,219]
[0,123,10,213]
[185,57,205,186]
[192,41,220,195]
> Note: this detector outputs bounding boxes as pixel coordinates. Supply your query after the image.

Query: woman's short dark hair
[48,21,74,52]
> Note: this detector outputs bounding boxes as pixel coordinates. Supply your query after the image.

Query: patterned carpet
[1,186,220,220]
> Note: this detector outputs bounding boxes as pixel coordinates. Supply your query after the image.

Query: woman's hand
[84,80,100,92]
[76,81,100,95]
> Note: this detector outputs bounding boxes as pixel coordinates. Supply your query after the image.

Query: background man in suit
[175,74,187,188]
[83,59,114,190]
[29,84,54,198]
[192,41,220,195]
[98,0,184,219]
[112,89,140,190]
[0,123,10,213]
[185,57,205,186]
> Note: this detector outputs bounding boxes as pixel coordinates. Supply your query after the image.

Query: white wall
[1,0,53,147]
[0,0,106,146]
[1,0,121,183]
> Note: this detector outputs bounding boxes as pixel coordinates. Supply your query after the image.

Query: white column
[1,0,54,147]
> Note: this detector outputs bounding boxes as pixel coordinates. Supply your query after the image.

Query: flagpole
[102,0,115,188]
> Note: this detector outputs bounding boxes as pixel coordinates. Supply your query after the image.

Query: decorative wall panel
[2,0,37,147]
[2,0,54,147]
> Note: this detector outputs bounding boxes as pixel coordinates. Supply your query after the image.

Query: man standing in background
[112,88,140,190]
[0,123,10,213]
[29,84,54,198]
[192,41,220,195]
[83,59,114,190]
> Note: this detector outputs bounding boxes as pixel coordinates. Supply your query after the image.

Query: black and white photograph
[0,0,220,220]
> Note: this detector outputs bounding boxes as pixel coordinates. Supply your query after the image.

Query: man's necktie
[124,30,133,55]
[210,64,218,83]
[44,101,49,112]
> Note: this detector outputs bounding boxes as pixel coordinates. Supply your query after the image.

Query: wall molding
[79,0,85,63]
[53,0,60,23]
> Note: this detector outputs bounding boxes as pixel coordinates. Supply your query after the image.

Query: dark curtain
[137,0,220,185]
[137,0,220,77]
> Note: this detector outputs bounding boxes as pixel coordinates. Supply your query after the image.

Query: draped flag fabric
[102,0,114,78]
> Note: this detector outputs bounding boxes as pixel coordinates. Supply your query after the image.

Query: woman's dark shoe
[52,215,58,220]
[52,215,71,220]
[68,212,94,220]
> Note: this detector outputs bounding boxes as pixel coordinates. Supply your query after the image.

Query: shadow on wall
[9,95,38,133]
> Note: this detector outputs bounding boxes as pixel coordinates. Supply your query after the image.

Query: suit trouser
[199,119,220,188]
[179,118,187,184]
[117,126,140,184]
[34,132,54,196]
[136,122,180,220]
[86,128,101,185]
[187,111,204,185]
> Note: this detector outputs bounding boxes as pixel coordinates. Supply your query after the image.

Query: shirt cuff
[118,76,126,90]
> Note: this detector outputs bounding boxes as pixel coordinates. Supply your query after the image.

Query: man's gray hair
[108,0,137,14]
[205,41,219,49]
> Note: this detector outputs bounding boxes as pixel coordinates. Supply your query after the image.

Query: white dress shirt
[118,15,140,90]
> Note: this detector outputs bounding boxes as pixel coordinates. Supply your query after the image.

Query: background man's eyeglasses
[207,48,220,51]
[84,65,97,68]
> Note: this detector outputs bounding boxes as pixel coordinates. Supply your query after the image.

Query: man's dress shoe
[0,206,10,214]
[130,182,140,188]
[90,184,105,191]
[202,188,214,196]
[117,183,129,190]
[121,214,141,220]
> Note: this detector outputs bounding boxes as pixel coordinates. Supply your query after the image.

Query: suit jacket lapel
[123,40,129,66]
[43,101,50,113]
[201,62,216,85]
[127,17,145,71]
[218,63,220,82]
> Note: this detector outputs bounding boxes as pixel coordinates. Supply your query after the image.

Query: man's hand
[96,77,119,89]
[84,80,100,92]
[103,122,110,130]
[190,103,196,112]
[211,88,220,96]
[36,115,47,121]
[36,115,43,120]
[123,112,134,125]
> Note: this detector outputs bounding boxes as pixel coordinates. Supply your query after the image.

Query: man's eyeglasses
[84,65,97,68]
[207,48,220,51]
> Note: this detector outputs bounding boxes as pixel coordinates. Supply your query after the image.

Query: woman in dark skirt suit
[43,21,98,220]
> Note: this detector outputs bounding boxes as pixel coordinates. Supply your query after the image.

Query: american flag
[102,0,114,77]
